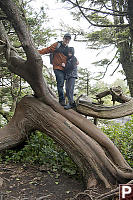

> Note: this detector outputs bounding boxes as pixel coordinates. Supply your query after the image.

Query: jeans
[65,77,76,104]
[54,69,65,102]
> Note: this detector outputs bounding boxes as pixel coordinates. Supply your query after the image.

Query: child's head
[68,47,74,57]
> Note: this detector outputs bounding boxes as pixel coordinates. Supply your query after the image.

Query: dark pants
[54,69,65,103]
[65,77,76,104]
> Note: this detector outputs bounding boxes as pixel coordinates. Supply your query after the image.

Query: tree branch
[95,51,119,80]
[0,0,40,62]
[67,0,127,16]
[66,0,129,28]
[0,20,47,98]
[111,63,120,76]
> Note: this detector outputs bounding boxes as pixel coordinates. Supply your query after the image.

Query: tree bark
[128,0,133,39]
[76,89,133,119]
[118,40,133,97]
[0,0,133,195]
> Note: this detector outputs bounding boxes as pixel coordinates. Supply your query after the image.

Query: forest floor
[0,163,84,200]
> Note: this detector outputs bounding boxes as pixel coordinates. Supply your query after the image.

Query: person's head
[63,33,71,46]
[68,47,74,57]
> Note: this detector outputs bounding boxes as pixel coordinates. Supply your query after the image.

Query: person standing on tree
[38,33,71,106]
[62,47,78,110]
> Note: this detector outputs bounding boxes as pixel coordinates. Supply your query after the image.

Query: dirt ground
[0,163,84,200]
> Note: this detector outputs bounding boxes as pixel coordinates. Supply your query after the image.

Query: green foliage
[85,28,116,49]
[26,4,55,47]
[89,13,112,26]
[92,58,110,66]
[75,67,107,99]
[0,131,78,176]
[115,28,130,43]
[74,67,129,105]
[102,117,133,167]
[75,67,92,96]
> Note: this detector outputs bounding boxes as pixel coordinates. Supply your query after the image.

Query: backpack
[49,41,61,64]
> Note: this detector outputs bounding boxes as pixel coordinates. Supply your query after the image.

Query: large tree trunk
[0,95,133,190]
[128,0,133,39]
[0,0,133,197]
[119,41,133,97]
[112,0,133,97]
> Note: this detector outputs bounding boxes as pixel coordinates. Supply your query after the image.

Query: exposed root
[72,189,118,200]
[73,180,133,200]
[72,192,93,200]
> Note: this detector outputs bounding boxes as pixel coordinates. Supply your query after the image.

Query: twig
[96,50,118,80]
[0,39,6,44]
[111,63,120,76]
[72,192,93,200]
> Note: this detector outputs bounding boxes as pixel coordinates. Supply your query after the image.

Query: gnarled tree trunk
[0,0,133,198]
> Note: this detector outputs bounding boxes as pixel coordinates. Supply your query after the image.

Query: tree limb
[66,0,127,16]
[67,0,129,28]
[76,87,132,119]
[0,20,47,98]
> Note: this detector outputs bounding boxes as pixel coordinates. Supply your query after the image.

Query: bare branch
[111,63,120,76]
[95,51,118,80]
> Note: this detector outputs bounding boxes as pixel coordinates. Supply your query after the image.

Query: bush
[102,116,133,167]
[0,131,78,176]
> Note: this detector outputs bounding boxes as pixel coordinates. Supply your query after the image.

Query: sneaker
[59,101,66,106]
[64,102,76,110]
[64,103,72,110]
[71,101,76,108]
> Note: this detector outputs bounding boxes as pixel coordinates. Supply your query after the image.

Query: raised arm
[38,42,58,55]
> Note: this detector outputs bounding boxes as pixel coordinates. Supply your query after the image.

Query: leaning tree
[0,1,133,199]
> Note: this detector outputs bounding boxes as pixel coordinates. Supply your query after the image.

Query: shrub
[0,131,78,176]
[102,116,133,167]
